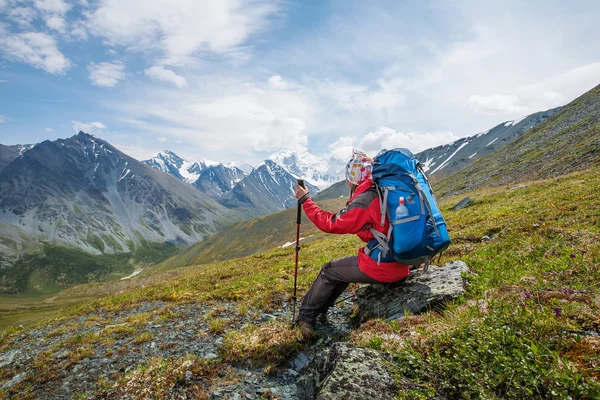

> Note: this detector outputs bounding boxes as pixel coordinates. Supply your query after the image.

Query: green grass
[157,197,347,269]
[1,167,599,399]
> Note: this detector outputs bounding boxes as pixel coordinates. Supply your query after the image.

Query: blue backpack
[365,148,451,269]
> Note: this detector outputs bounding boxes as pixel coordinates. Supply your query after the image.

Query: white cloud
[158,137,168,142]
[44,14,66,33]
[0,115,6,123]
[86,0,280,65]
[465,94,528,114]
[267,75,288,89]
[34,0,71,15]
[0,32,71,74]
[7,7,38,28]
[44,127,53,132]
[327,128,460,161]
[144,65,187,88]
[87,61,125,87]
[72,120,107,133]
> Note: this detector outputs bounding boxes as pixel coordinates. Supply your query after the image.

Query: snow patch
[430,141,470,175]
[486,137,499,147]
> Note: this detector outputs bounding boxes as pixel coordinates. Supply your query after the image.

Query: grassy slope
[435,83,600,199]
[157,197,347,269]
[1,166,598,398]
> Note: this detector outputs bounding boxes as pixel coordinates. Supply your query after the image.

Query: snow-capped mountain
[268,149,343,190]
[0,133,235,260]
[220,160,320,218]
[143,150,206,183]
[0,143,35,172]
[417,107,561,179]
[225,161,254,175]
[143,151,249,186]
[193,164,246,200]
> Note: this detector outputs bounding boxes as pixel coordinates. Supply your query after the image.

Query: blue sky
[1,0,599,165]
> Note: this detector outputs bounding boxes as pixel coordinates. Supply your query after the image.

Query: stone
[292,352,310,371]
[72,364,83,374]
[214,337,224,346]
[0,349,20,368]
[150,341,157,349]
[481,235,491,242]
[52,349,70,359]
[203,352,218,360]
[356,261,469,321]
[185,370,192,380]
[297,343,398,400]
[233,393,242,400]
[3,371,27,389]
[452,196,472,210]
[260,313,277,322]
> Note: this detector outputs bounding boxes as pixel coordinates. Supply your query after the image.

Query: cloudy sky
[1,0,599,164]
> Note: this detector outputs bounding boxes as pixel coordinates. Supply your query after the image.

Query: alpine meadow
[0,1,599,399]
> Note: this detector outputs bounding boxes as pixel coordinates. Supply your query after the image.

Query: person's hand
[295,184,309,200]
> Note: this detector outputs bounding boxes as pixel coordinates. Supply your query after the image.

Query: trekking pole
[334,293,356,306]
[291,180,304,326]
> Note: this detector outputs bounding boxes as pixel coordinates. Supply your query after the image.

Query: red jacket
[302,178,410,283]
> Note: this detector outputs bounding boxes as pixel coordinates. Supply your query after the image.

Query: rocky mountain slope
[0,133,235,260]
[0,143,34,172]
[416,107,560,180]
[435,83,600,198]
[192,164,246,200]
[219,160,320,219]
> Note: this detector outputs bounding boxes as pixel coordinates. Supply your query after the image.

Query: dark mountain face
[435,84,600,198]
[0,132,234,258]
[417,107,561,180]
[192,164,246,200]
[220,160,319,218]
[0,143,34,172]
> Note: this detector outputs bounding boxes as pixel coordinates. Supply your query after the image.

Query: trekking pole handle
[296,179,305,225]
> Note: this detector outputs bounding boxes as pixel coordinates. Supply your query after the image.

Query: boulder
[452,196,472,210]
[356,261,469,321]
[297,343,398,400]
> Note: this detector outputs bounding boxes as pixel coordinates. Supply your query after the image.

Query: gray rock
[214,337,224,346]
[72,364,83,374]
[452,196,471,210]
[203,352,218,360]
[297,343,398,400]
[233,393,242,400]
[481,235,491,242]
[52,349,70,359]
[260,313,277,322]
[3,371,27,389]
[0,349,20,368]
[356,261,469,321]
[185,370,192,380]
[292,352,310,371]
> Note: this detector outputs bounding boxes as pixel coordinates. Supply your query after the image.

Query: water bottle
[395,196,409,219]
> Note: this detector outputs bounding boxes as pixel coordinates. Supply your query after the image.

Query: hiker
[294,150,410,327]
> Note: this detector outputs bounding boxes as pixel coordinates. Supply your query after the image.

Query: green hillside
[1,166,598,398]
[436,83,600,199]
[158,197,347,269]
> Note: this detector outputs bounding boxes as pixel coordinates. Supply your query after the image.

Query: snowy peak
[144,151,249,184]
[268,149,342,190]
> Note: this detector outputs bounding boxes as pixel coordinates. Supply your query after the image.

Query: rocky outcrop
[297,342,398,400]
[356,261,469,321]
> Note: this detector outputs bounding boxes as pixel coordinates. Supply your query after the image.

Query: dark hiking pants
[297,256,382,324]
